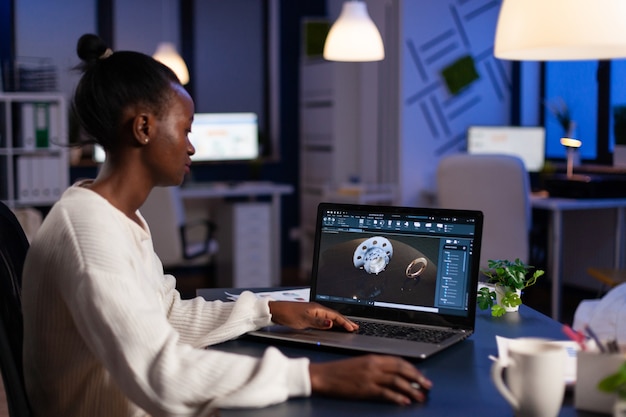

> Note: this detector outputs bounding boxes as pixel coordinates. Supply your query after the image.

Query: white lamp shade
[323,1,385,62]
[495,0,626,61]
[153,42,190,85]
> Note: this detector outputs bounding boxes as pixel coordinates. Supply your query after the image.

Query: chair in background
[10,208,42,244]
[140,187,218,279]
[0,201,32,417]
[436,153,532,270]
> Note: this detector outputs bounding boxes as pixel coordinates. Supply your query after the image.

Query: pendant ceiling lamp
[494,0,626,61]
[153,42,189,85]
[153,0,189,84]
[323,1,385,62]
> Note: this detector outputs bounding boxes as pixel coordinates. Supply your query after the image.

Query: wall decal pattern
[400,0,511,205]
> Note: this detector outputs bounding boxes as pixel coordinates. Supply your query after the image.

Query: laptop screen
[310,203,483,330]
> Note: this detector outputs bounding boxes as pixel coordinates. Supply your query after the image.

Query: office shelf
[298,57,400,276]
[0,92,69,208]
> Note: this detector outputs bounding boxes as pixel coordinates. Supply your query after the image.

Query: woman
[21,34,431,417]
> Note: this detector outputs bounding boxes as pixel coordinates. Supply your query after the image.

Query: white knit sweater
[21,183,311,417]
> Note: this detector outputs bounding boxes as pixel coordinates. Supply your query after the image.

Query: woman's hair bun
[76,34,110,63]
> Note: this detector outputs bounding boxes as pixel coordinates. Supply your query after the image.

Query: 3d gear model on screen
[406,257,428,279]
[353,236,393,274]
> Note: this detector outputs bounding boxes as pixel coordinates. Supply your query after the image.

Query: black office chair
[0,201,32,417]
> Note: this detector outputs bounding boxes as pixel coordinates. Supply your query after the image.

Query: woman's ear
[132,113,152,146]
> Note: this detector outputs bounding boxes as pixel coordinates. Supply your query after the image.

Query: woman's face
[145,83,195,186]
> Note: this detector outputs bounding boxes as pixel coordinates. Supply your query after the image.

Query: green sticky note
[441,55,479,95]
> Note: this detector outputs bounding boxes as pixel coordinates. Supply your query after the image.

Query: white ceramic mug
[491,338,567,417]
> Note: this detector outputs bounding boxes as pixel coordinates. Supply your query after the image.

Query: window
[610,60,626,152]
[543,61,598,161]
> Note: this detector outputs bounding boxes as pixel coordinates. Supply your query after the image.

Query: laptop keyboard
[352,320,456,344]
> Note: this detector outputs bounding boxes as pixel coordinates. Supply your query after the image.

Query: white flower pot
[614,398,626,417]
[495,285,522,313]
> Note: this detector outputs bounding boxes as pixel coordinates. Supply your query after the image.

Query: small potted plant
[546,97,576,138]
[476,259,545,317]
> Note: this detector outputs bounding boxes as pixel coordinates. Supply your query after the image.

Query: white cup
[491,338,567,417]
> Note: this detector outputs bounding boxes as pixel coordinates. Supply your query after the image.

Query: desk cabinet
[215,202,273,288]
[179,182,293,289]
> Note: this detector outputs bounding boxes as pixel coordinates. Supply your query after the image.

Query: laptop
[248,202,484,359]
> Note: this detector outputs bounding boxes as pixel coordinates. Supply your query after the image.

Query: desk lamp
[560,138,582,179]
[323,0,384,62]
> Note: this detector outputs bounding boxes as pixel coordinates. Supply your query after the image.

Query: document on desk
[225,288,310,302]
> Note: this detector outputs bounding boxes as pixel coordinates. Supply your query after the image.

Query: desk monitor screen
[467,126,546,172]
[189,112,259,163]
[92,113,259,164]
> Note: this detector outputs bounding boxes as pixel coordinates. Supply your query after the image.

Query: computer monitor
[93,112,259,164]
[189,112,259,163]
[467,126,546,172]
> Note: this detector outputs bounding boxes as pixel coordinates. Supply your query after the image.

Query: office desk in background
[178,182,293,287]
[197,287,598,417]
[531,196,626,321]
[178,181,294,200]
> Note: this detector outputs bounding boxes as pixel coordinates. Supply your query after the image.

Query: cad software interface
[313,207,479,317]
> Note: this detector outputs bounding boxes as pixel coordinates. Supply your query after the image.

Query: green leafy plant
[598,360,626,399]
[476,259,545,317]
[545,97,573,135]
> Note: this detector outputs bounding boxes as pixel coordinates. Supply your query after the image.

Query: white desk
[178,181,294,287]
[531,196,626,320]
[178,181,293,200]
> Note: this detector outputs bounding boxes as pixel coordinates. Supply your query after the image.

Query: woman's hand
[268,301,432,404]
[309,355,432,405]
[268,301,359,332]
